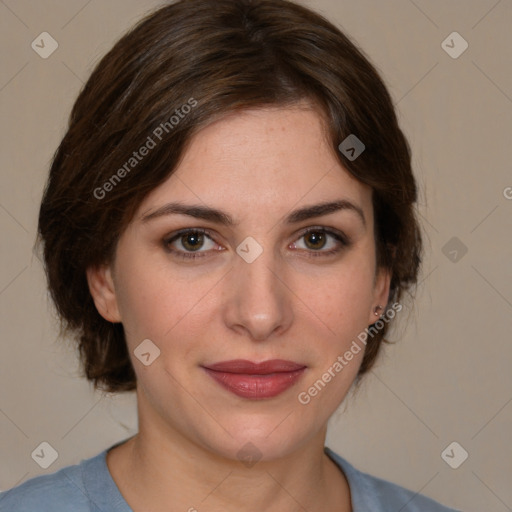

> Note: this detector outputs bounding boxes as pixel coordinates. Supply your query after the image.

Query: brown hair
[37,0,422,392]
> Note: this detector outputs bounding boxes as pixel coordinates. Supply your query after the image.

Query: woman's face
[89,105,390,461]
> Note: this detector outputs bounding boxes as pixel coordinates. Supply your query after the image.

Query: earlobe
[86,264,122,323]
[369,266,392,324]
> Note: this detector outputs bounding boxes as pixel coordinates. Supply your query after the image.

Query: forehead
[137,106,372,225]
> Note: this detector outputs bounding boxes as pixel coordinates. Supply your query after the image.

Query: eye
[162,226,351,261]
[163,228,221,260]
[290,227,350,257]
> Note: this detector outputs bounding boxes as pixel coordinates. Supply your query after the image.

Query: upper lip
[202,359,306,375]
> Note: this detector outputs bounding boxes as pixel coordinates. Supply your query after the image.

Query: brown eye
[291,227,350,258]
[163,228,219,259]
[179,231,205,251]
[303,231,327,250]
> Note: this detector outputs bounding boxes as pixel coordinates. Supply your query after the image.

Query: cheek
[298,265,374,403]
[296,269,376,396]
[298,259,376,337]
[113,254,172,340]
[114,253,214,347]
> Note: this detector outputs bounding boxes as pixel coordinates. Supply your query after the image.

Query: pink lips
[202,359,307,399]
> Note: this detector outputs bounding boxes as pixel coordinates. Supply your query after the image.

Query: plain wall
[1,1,511,511]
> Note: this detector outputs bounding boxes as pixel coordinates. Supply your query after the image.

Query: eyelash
[162,227,351,261]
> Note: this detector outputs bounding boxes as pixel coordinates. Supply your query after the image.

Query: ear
[86,264,122,323]
[368,266,392,324]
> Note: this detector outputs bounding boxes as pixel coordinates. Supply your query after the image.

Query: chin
[199,414,315,464]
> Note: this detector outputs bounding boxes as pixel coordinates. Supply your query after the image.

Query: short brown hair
[37,0,422,393]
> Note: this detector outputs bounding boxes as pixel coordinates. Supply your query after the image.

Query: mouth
[201,359,307,399]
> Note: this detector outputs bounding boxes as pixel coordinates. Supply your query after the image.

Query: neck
[107,394,352,512]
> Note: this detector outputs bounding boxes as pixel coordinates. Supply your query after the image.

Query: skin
[87,104,391,512]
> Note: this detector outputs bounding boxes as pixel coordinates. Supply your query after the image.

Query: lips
[202,359,307,399]
[203,359,305,374]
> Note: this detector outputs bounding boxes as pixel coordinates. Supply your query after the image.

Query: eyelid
[297,225,350,246]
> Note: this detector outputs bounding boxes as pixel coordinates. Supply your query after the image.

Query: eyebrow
[141,199,366,227]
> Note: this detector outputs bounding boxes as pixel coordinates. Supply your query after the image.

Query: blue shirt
[0,443,461,511]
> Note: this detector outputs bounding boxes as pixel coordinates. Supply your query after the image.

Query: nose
[222,245,294,342]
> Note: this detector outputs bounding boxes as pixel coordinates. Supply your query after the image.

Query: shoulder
[325,447,462,512]
[0,450,108,512]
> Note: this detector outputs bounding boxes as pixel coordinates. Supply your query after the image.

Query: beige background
[1,1,511,511]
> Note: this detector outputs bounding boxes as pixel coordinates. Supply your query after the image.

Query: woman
[0,0,461,510]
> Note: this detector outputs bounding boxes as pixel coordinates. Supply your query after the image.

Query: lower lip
[203,367,306,399]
